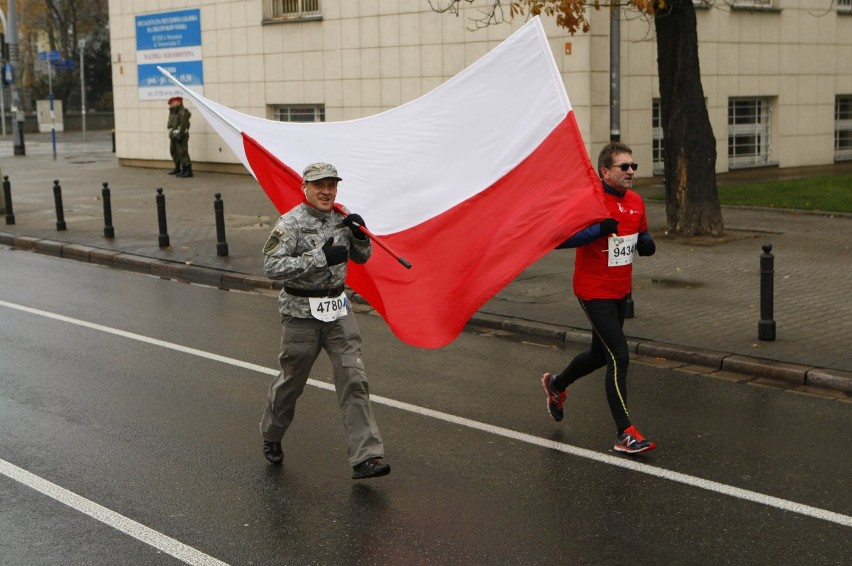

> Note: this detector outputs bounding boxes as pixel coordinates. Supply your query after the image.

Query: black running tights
[552,297,632,432]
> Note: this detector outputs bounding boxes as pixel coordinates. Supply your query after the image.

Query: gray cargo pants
[259,313,384,467]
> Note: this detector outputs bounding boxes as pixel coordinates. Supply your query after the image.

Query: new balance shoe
[352,457,391,479]
[263,440,283,465]
[614,425,656,454]
[541,372,567,422]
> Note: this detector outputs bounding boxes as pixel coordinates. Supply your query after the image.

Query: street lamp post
[0,7,7,137]
[610,3,621,143]
[7,0,24,155]
[79,39,86,142]
[48,58,56,159]
[610,3,635,318]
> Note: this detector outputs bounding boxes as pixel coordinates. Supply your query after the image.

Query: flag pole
[157,67,241,134]
[332,204,412,269]
[157,67,412,270]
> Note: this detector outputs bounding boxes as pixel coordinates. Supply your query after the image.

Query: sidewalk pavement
[2,131,851,395]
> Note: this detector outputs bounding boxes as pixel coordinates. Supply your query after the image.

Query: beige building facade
[108,0,852,177]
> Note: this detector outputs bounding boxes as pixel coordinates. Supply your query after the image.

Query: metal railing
[270,0,321,20]
[731,0,773,7]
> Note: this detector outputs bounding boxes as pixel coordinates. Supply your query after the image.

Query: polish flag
[159,17,607,348]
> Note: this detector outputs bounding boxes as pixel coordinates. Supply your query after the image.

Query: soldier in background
[167,96,193,178]
[259,162,390,480]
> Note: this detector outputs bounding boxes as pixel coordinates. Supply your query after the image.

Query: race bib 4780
[309,292,349,322]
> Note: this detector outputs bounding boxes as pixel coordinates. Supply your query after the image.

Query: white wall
[109,0,852,175]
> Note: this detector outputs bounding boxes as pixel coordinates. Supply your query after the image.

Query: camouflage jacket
[167,106,191,139]
[263,203,371,318]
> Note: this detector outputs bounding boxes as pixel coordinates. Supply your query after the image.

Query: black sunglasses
[612,163,638,172]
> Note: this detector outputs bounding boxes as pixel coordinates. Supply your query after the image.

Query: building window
[651,99,665,176]
[265,0,321,22]
[274,105,325,123]
[838,0,852,13]
[731,0,773,8]
[836,96,852,161]
[728,97,771,167]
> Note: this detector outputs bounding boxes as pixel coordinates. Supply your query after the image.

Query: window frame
[731,0,772,7]
[651,99,665,176]
[730,0,779,12]
[272,104,326,123]
[263,0,322,23]
[728,97,773,168]
[835,95,852,162]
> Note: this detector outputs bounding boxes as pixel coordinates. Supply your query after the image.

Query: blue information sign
[37,50,62,62]
[51,59,77,70]
[135,9,202,51]
[136,9,203,100]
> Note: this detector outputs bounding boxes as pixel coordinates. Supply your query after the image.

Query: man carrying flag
[155,17,613,349]
[258,162,390,479]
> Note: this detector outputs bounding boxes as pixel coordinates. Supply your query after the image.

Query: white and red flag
[159,17,607,348]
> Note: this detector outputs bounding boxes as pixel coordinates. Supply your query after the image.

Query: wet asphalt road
[1,247,850,566]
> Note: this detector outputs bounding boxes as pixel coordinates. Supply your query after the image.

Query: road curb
[475,316,852,396]
[721,355,814,385]
[2,231,850,396]
[806,368,852,394]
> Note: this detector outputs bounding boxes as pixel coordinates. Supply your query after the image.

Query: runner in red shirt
[541,142,658,454]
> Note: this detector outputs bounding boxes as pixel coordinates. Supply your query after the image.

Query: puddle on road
[649,278,703,289]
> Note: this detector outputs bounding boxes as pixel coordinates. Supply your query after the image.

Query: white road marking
[2,298,851,533]
[0,457,229,566]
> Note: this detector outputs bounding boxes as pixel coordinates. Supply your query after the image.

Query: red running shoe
[614,425,657,454]
[541,372,567,422]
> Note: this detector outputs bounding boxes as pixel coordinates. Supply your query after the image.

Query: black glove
[599,218,619,236]
[342,213,368,240]
[637,238,656,257]
[321,237,349,266]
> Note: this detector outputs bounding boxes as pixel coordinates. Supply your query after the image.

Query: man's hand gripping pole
[334,204,412,269]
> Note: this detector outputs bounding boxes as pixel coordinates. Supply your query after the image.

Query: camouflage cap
[303,162,342,182]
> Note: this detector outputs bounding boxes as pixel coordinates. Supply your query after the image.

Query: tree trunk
[654,0,724,236]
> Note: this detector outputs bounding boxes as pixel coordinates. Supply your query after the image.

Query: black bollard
[624,291,634,319]
[3,176,15,225]
[214,193,229,257]
[111,129,116,153]
[53,180,67,231]
[102,182,115,238]
[156,187,170,248]
[758,242,776,341]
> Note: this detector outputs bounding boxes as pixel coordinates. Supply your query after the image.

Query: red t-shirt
[573,188,648,300]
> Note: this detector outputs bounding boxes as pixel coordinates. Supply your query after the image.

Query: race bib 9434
[309,292,349,322]
[607,233,638,267]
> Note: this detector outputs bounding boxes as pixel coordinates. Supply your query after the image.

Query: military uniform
[167,98,192,177]
[259,197,385,469]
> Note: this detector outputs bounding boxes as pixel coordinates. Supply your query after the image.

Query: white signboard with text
[136,9,203,100]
